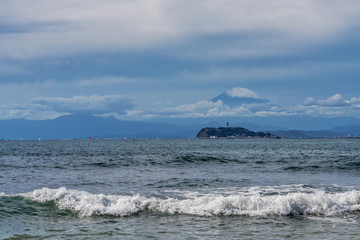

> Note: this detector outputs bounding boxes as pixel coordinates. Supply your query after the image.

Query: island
[196,127,280,139]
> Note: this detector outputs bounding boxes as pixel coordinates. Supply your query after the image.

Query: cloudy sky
[1,0,360,120]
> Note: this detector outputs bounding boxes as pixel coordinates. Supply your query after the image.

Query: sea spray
[18,187,360,217]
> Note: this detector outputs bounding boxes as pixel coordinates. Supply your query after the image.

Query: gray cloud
[1,0,360,59]
[31,95,134,114]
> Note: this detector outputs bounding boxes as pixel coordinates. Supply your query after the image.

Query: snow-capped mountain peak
[225,87,261,99]
[211,87,269,107]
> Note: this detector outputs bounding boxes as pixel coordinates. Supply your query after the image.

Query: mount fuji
[211,87,269,107]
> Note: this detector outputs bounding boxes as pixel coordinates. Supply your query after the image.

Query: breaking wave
[6,187,359,218]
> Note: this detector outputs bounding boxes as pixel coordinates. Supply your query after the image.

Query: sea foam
[20,187,360,217]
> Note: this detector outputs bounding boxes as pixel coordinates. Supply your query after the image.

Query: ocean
[1,139,360,239]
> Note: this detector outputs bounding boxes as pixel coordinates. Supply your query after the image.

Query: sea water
[0,139,360,239]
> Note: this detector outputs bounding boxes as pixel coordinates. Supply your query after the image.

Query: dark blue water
[1,139,360,239]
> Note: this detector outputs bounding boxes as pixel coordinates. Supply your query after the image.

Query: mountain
[211,87,269,107]
[1,113,360,140]
[331,124,360,136]
[0,114,201,140]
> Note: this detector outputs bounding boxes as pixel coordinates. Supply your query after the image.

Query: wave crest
[20,187,360,217]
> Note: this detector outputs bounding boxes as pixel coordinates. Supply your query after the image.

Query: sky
[1,0,360,121]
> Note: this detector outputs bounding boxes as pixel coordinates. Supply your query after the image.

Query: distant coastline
[0,114,359,140]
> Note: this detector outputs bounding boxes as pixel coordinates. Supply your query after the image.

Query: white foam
[20,187,360,217]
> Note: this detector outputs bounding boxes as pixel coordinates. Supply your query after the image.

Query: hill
[196,127,279,139]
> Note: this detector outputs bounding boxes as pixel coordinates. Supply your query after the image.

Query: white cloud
[321,94,349,107]
[1,0,360,59]
[120,92,360,119]
[303,94,350,107]
[350,97,360,106]
[0,94,134,120]
[0,105,66,120]
[159,100,241,118]
[112,99,290,120]
[297,94,360,116]
[2,90,360,120]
